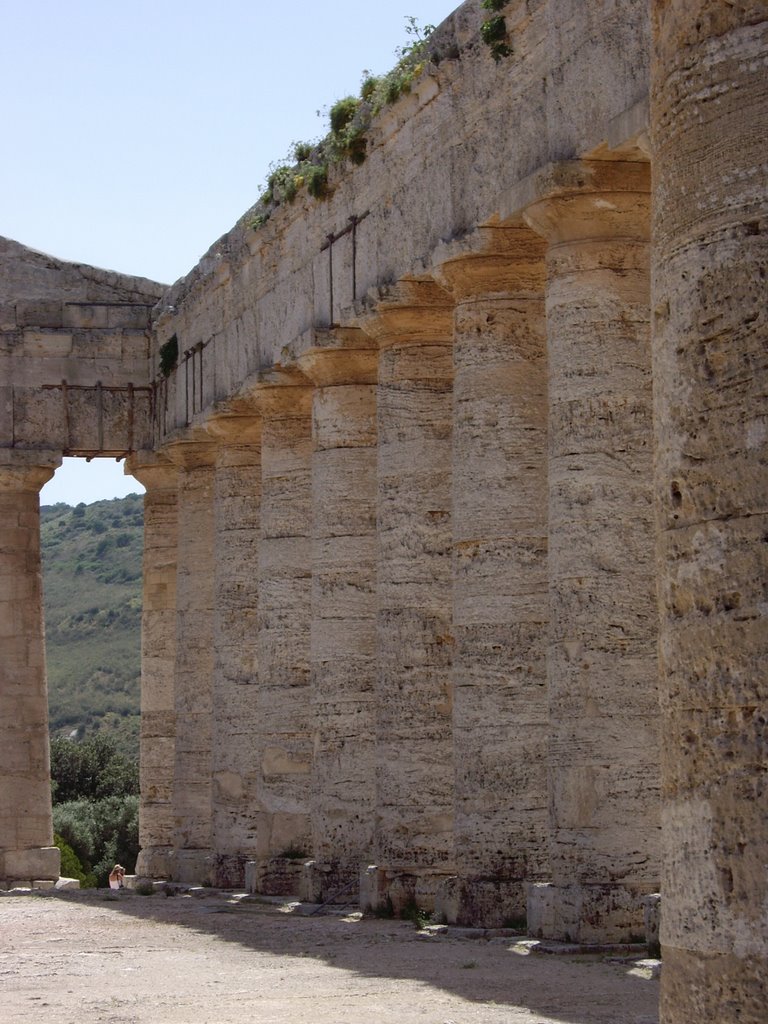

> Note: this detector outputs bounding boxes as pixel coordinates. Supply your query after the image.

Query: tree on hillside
[50,734,139,885]
[50,733,138,804]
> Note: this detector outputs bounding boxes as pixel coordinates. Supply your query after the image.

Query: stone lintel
[498,160,651,241]
[359,277,453,349]
[0,449,62,491]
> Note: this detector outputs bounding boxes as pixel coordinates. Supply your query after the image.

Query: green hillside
[41,494,144,760]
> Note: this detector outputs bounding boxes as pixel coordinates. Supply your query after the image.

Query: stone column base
[435,876,528,929]
[211,854,249,889]
[660,947,766,1024]
[245,857,304,896]
[527,881,656,944]
[0,846,60,889]
[360,865,453,916]
[168,849,213,885]
[135,846,173,880]
[299,860,359,905]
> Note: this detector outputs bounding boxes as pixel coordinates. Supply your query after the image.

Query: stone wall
[1,2,765,1021]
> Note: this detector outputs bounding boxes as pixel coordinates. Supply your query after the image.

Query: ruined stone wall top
[150,0,650,439]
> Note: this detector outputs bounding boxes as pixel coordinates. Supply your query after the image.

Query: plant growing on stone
[366,16,436,114]
[158,335,178,378]
[263,164,300,205]
[249,17,437,229]
[329,96,359,134]
[400,899,432,929]
[480,4,512,62]
[360,72,381,102]
[304,162,329,199]
[292,140,313,162]
[327,96,369,165]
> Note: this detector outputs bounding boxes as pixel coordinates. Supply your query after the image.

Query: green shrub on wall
[250,17,439,230]
[480,0,512,62]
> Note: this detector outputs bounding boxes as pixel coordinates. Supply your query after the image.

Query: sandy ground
[0,890,659,1024]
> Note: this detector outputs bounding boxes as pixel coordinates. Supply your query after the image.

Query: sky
[2,0,456,506]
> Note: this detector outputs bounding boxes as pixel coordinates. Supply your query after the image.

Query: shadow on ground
[37,888,659,1024]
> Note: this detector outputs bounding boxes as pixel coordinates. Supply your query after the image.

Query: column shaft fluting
[127,453,178,880]
[525,162,660,942]
[209,417,262,887]
[300,342,378,900]
[255,387,313,893]
[440,227,550,926]
[652,6,768,1020]
[166,442,217,883]
[0,452,61,887]
[363,281,455,911]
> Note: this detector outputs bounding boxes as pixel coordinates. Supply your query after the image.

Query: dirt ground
[0,889,660,1024]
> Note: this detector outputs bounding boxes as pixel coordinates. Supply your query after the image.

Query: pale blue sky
[2,0,455,505]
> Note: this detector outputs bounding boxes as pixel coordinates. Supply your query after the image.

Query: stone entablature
[1,3,765,1023]
[1,238,165,457]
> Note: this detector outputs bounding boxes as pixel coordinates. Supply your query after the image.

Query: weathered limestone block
[254,385,313,891]
[651,5,768,1021]
[164,440,217,883]
[206,412,262,888]
[361,279,455,909]
[524,160,659,942]
[437,224,549,927]
[125,452,179,880]
[298,331,378,900]
[0,450,61,887]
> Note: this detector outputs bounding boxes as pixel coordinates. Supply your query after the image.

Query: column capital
[435,223,546,301]
[0,449,61,491]
[297,327,378,387]
[125,450,178,492]
[521,160,651,245]
[249,383,314,419]
[163,440,218,471]
[205,412,262,447]
[359,277,453,350]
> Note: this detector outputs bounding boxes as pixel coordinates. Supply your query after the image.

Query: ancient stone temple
[1,2,765,1021]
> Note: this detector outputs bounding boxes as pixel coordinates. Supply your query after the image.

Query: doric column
[125,451,178,880]
[361,279,455,913]
[253,383,313,894]
[164,439,217,883]
[437,225,549,927]
[524,161,659,942]
[206,411,262,888]
[0,450,61,888]
[298,332,378,902]
[651,7,767,1021]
